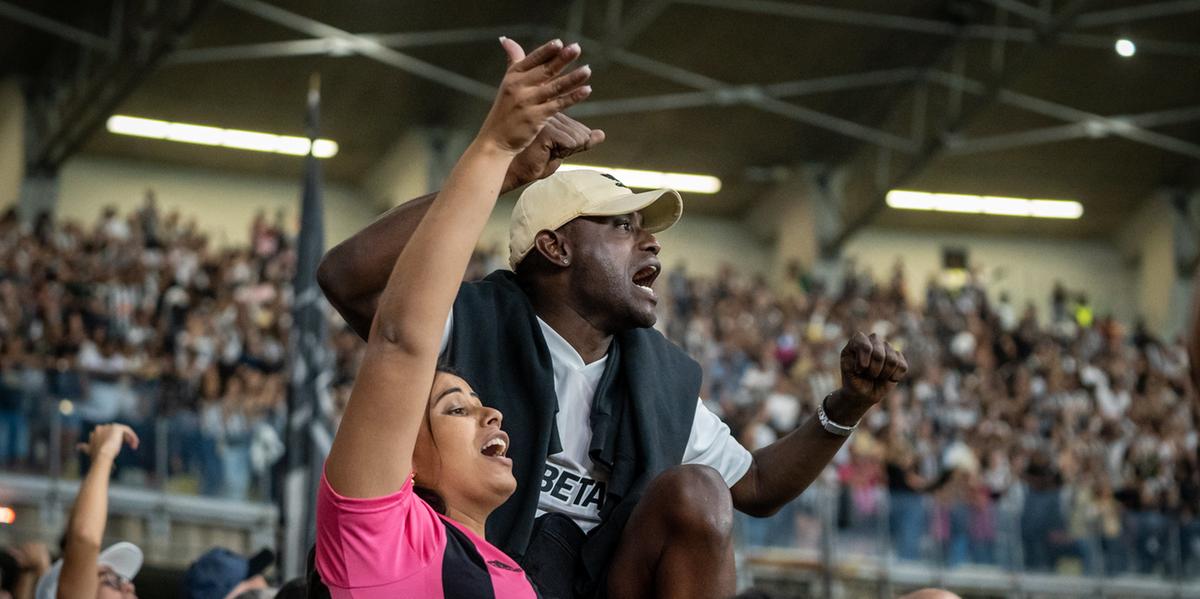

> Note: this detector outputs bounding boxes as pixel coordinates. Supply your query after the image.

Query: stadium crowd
[658,260,1199,577]
[0,198,1196,581]
[0,193,355,501]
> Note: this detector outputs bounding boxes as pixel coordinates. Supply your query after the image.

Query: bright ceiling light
[1115,38,1136,57]
[886,190,1083,220]
[106,115,339,158]
[558,164,721,194]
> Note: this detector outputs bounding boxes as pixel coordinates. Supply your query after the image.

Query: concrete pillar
[362,126,473,211]
[744,164,847,293]
[17,173,59,222]
[0,78,24,211]
[1116,189,1196,337]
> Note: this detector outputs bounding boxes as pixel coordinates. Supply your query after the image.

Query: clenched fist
[828,332,908,423]
[502,113,605,193]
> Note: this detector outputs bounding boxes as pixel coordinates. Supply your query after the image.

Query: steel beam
[980,0,1050,24]
[823,0,1098,253]
[569,35,916,153]
[1059,32,1200,58]
[167,25,531,65]
[30,0,219,170]
[948,105,1200,155]
[930,71,1200,160]
[0,1,112,51]
[1075,0,1200,28]
[570,68,917,117]
[604,0,672,50]
[675,0,959,35]
[220,0,494,100]
[674,0,1200,60]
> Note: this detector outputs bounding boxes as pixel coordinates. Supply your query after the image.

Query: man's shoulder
[451,271,534,333]
[460,270,521,295]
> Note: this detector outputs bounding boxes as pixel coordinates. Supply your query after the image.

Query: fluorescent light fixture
[886,190,1083,220]
[106,115,339,158]
[1115,38,1136,57]
[558,164,722,194]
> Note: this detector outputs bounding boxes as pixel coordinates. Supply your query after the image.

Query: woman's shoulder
[315,473,448,589]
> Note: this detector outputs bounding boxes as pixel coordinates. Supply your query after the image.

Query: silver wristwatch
[817,394,858,437]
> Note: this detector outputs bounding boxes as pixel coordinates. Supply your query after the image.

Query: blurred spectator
[181,547,275,599]
[656,258,1197,576]
[1,200,1196,580]
[0,201,362,500]
[1,542,51,599]
[36,423,142,599]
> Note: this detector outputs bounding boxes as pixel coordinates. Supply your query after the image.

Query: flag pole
[283,71,329,581]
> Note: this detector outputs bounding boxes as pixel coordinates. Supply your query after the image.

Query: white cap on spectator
[36,542,142,599]
[508,169,682,270]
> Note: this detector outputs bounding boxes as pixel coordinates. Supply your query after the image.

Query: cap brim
[98,542,143,580]
[579,188,682,234]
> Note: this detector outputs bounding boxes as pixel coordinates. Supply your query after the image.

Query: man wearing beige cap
[319,116,910,598]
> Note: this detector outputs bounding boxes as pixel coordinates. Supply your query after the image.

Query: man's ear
[533,230,571,267]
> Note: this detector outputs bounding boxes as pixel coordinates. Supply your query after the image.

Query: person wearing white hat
[318,55,911,599]
[37,424,140,599]
[35,542,141,599]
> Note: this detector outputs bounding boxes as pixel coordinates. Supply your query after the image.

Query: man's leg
[607,465,735,599]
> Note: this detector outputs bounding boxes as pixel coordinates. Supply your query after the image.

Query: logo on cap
[599,173,630,189]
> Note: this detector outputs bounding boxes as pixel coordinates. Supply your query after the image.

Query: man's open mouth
[632,263,661,295]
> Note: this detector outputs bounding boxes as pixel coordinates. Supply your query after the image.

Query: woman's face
[412,373,516,512]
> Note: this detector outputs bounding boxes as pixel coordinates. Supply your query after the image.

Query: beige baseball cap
[508,169,683,269]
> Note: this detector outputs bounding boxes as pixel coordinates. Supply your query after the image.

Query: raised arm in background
[323,38,594,498]
[317,112,605,339]
[57,424,138,599]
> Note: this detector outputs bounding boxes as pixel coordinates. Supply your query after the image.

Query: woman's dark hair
[413,485,447,515]
[411,364,471,515]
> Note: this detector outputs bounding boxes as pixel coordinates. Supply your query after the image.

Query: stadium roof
[2,0,1199,244]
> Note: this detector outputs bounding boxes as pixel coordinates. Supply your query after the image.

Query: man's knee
[900,589,961,599]
[644,464,733,542]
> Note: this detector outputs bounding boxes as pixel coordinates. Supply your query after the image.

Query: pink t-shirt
[316,472,539,599]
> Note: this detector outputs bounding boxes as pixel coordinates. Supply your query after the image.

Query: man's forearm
[317,193,437,339]
[732,389,870,517]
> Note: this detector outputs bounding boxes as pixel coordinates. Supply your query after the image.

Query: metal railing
[736,482,1200,598]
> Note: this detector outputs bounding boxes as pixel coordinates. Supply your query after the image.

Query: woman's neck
[444,505,489,537]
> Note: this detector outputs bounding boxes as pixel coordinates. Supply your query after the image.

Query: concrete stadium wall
[0,79,23,210]
[58,155,378,249]
[842,227,1137,326]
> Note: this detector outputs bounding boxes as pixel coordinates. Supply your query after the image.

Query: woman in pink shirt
[316,37,597,599]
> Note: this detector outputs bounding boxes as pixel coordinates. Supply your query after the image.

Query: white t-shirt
[440,309,752,532]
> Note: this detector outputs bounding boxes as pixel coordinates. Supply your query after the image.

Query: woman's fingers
[499,36,526,67]
[534,43,581,81]
[545,85,593,114]
[532,64,591,104]
[508,38,564,73]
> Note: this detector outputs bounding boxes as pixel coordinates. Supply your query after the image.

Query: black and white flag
[283,74,335,580]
